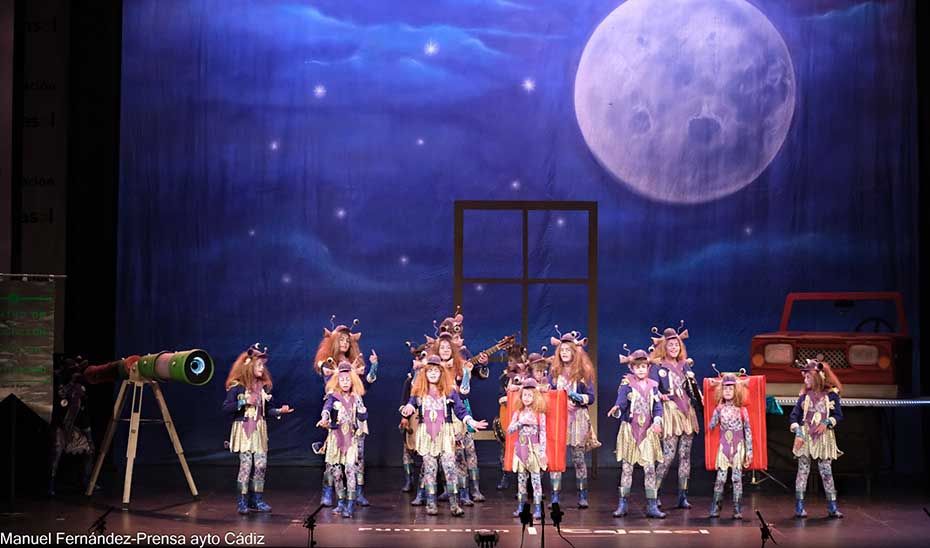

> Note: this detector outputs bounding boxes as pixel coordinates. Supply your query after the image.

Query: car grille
[794,348,849,369]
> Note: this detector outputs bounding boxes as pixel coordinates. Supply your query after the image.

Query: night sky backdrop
[116,0,919,468]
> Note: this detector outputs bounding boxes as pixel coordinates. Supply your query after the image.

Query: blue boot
[460,487,474,507]
[795,498,807,518]
[250,493,272,512]
[438,487,450,501]
[355,485,370,507]
[449,493,465,517]
[709,493,722,518]
[342,499,356,518]
[237,494,249,515]
[497,471,511,490]
[549,490,561,508]
[677,489,692,509]
[533,502,543,520]
[733,498,742,520]
[469,469,486,502]
[646,498,666,519]
[577,489,589,509]
[401,466,414,493]
[612,490,628,518]
[426,494,439,515]
[320,485,333,507]
[512,500,524,518]
[827,499,844,519]
[411,486,426,506]
[333,498,346,515]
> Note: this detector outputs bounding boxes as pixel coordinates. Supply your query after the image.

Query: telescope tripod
[85,369,198,508]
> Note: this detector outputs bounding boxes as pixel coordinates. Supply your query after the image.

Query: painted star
[399,255,410,266]
[313,85,327,99]
[424,40,440,56]
[416,138,425,147]
[510,179,521,190]
[522,78,536,92]
[269,140,280,151]
[335,208,347,219]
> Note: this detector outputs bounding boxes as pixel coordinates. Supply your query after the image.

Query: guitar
[465,335,517,378]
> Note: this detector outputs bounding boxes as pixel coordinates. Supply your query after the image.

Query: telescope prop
[83,350,214,509]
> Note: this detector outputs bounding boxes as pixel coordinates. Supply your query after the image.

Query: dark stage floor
[2,464,929,547]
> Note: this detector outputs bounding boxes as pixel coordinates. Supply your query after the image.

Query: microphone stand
[303,503,326,548]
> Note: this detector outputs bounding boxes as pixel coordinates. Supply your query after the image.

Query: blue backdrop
[116,0,920,468]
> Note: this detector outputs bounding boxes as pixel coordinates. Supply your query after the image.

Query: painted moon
[574,0,795,204]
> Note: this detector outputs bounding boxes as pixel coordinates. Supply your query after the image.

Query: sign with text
[0,278,55,422]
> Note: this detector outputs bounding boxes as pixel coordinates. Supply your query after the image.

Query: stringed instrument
[466,334,517,365]
[464,334,517,378]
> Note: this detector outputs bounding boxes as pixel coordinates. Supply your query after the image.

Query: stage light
[473,529,498,548]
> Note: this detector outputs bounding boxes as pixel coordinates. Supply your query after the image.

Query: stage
[3,465,928,547]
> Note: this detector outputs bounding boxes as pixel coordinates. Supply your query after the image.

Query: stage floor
[2,465,928,547]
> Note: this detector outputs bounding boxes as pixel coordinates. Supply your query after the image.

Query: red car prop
[750,292,911,398]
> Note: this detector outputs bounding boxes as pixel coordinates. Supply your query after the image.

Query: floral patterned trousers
[796,456,837,500]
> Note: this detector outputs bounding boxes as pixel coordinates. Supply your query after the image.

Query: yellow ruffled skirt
[793,427,843,461]
[614,422,663,466]
[229,419,268,453]
[715,442,748,471]
[415,422,456,457]
[324,430,360,466]
[568,407,600,449]
[662,401,699,438]
[512,443,547,474]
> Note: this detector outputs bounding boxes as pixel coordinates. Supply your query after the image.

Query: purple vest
[663,360,693,414]
[716,404,745,460]
[628,375,658,446]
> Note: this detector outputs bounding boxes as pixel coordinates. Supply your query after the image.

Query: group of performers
[218,315,845,521]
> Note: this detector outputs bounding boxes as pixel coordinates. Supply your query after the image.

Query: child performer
[707,371,753,519]
[501,350,551,495]
[400,355,488,516]
[316,361,368,518]
[609,347,665,519]
[494,345,529,491]
[434,313,489,505]
[548,327,599,508]
[223,343,294,515]
[649,322,701,508]
[400,341,428,496]
[507,378,549,519]
[431,327,488,506]
[312,317,379,507]
[790,359,844,519]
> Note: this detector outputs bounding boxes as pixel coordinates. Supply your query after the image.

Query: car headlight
[764,343,794,364]
[848,344,879,365]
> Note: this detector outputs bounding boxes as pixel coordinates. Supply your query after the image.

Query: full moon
[574,0,796,204]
